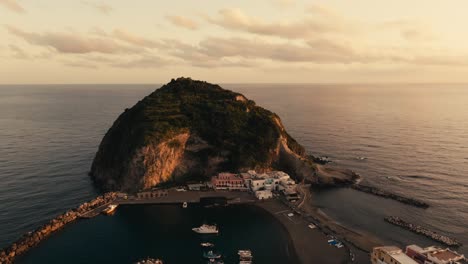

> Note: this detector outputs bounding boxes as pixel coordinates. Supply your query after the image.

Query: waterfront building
[187,183,206,191]
[255,190,273,200]
[211,173,248,191]
[372,246,419,264]
[136,189,168,199]
[406,245,466,264]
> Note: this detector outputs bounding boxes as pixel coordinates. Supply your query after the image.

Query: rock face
[90,77,356,192]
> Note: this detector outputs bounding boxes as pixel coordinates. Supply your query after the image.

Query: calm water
[17,204,295,264]
[0,84,467,260]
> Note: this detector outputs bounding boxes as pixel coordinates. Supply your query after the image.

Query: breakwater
[351,184,429,208]
[0,193,117,264]
[384,216,461,247]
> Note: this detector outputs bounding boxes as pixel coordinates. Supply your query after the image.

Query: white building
[255,190,273,200]
[372,246,418,264]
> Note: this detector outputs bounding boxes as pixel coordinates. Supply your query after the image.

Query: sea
[0,83,467,262]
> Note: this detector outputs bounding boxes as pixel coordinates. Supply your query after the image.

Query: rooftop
[430,249,464,261]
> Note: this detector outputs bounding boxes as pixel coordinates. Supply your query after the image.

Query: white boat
[238,250,253,261]
[192,224,219,234]
[102,204,118,215]
[182,202,188,208]
[308,223,316,229]
[201,242,215,247]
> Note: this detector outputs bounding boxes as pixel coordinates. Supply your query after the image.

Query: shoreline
[0,188,358,264]
[254,199,350,264]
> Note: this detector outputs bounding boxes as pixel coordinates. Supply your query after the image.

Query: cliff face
[90,78,355,192]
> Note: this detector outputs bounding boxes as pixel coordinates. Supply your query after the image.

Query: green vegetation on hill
[99,77,304,172]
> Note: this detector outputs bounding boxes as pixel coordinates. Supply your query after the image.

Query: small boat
[182,202,188,208]
[308,223,316,229]
[102,204,118,215]
[134,258,163,264]
[203,250,221,259]
[238,250,253,261]
[201,242,215,247]
[192,224,219,234]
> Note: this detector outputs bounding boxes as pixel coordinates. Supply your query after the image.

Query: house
[406,245,466,264]
[372,246,418,264]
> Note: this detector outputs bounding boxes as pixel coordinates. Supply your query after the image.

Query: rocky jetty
[384,216,461,247]
[0,193,117,264]
[352,184,429,208]
[90,78,358,192]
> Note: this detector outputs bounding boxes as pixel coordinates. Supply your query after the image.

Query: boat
[192,224,219,234]
[134,258,163,264]
[102,204,118,215]
[203,250,221,259]
[201,242,215,247]
[238,250,253,261]
[182,202,188,208]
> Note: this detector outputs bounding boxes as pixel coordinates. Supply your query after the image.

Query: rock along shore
[351,184,429,208]
[384,216,461,247]
[0,193,118,264]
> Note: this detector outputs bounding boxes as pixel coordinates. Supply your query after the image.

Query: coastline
[254,199,350,264]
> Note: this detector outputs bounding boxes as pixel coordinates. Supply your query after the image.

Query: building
[372,246,419,264]
[211,173,247,191]
[187,183,206,191]
[255,190,273,200]
[136,189,168,199]
[406,245,466,264]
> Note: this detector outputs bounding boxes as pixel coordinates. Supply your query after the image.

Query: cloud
[166,15,199,30]
[6,25,138,54]
[271,0,296,8]
[378,20,436,42]
[0,0,25,13]
[111,55,173,68]
[81,1,112,14]
[206,8,351,39]
[111,29,162,48]
[8,44,29,59]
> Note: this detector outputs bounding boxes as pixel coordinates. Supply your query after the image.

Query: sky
[1,0,468,84]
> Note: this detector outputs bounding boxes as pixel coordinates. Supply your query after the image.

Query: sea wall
[0,193,117,264]
[384,216,461,247]
[351,184,429,208]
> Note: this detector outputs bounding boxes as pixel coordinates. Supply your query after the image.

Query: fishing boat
[203,251,221,259]
[192,224,219,234]
[201,242,215,247]
[102,204,118,215]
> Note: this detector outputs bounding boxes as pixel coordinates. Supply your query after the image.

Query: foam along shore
[0,193,118,264]
[385,216,461,247]
[351,184,429,208]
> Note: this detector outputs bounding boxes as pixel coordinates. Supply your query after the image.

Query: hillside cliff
[90,78,357,192]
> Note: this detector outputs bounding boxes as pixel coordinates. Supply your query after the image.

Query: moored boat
[182,202,188,208]
[201,242,215,247]
[102,204,118,215]
[192,224,219,234]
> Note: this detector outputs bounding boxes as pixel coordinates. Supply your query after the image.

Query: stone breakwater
[0,192,117,264]
[384,216,461,247]
[351,184,429,208]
